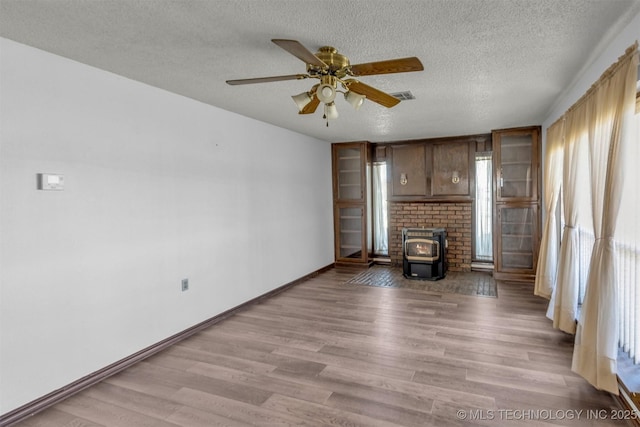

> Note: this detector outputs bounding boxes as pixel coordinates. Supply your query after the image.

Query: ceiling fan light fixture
[291,91,313,112]
[344,91,366,110]
[324,102,339,120]
[316,83,337,103]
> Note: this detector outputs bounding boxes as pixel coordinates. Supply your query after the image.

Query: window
[372,162,388,256]
[616,108,640,364]
[542,46,638,395]
[474,152,493,262]
[563,101,639,363]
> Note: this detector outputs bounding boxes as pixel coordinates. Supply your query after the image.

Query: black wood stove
[402,227,447,280]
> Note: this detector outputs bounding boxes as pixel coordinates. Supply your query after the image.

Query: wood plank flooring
[15,267,632,426]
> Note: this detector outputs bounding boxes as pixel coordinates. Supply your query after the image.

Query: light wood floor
[16,267,631,426]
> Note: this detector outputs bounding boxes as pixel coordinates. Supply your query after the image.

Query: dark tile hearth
[345,265,497,297]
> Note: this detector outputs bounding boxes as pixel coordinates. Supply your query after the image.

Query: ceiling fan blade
[226,74,308,85]
[299,96,320,114]
[271,39,327,68]
[345,79,400,108]
[350,57,424,76]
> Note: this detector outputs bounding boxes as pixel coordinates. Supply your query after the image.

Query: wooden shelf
[501,141,532,148]
[502,161,532,166]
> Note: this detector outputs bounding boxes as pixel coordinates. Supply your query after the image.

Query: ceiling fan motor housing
[308,46,350,77]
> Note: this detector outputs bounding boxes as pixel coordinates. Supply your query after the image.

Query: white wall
[543,9,640,130]
[0,38,334,414]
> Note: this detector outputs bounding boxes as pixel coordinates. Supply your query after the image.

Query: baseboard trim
[0,263,334,427]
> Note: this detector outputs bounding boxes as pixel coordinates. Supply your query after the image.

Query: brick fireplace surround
[388,201,472,272]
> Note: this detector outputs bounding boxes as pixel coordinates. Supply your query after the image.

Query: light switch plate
[37,173,64,191]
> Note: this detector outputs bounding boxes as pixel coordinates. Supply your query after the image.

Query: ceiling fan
[226,39,424,126]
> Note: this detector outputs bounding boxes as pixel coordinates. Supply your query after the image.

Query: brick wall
[389,202,472,271]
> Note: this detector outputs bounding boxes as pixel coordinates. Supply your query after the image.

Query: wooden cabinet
[494,127,539,202]
[495,203,539,274]
[387,138,476,201]
[334,205,367,261]
[334,144,365,201]
[332,142,372,266]
[492,126,541,281]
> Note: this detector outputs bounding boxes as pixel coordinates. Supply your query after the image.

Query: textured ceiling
[1,0,639,142]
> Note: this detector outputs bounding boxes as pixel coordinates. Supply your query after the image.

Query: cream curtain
[572,47,639,394]
[475,153,493,260]
[616,108,640,363]
[535,121,564,299]
[546,108,586,333]
[372,162,388,255]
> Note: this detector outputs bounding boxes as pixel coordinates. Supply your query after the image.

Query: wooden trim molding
[615,349,640,427]
[0,263,334,427]
[615,379,640,427]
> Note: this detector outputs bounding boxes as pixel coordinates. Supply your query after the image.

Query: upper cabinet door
[493,126,540,202]
[333,142,369,202]
[432,141,471,197]
[389,143,428,198]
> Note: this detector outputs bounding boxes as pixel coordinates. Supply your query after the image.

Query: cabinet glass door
[497,133,534,199]
[336,146,363,201]
[493,127,540,281]
[497,205,536,271]
[336,206,365,260]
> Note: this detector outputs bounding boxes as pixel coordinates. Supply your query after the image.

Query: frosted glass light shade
[345,91,365,110]
[291,92,312,111]
[324,102,339,120]
[316,83,337,103]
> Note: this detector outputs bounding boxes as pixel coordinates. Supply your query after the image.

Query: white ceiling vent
[390,91,416,101]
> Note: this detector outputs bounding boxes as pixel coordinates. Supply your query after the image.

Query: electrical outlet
[181,278,189,292]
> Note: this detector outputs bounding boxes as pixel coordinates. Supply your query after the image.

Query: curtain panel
[546,107,587,334]
[572,45,639,394]
[535,120,564,299]
[616,108,640,364]
[475,153,493,261]
[372,163,388,255]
